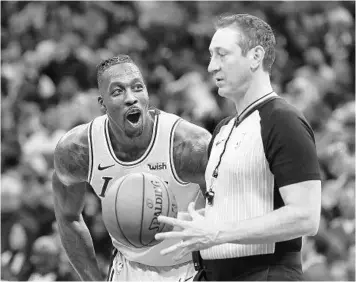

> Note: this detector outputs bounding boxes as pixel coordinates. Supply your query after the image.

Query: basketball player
[52,55,211,281]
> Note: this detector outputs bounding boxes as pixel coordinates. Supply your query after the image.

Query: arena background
[1,1,355,281]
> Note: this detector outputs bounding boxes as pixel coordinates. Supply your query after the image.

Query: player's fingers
[157,215,191,228]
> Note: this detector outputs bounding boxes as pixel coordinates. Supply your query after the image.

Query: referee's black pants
[192,251,304,281]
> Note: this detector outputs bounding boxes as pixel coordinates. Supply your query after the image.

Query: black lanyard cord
[205,117,235,204]
[212,120,236,178]
[205,91,275,205]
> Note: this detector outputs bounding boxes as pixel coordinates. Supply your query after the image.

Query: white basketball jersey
[87,110,203,267]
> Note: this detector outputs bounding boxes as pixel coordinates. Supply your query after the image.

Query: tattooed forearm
[57,215,103,280]
[52,174,103,280]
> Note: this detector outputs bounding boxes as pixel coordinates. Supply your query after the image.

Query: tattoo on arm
[54,124,90,184]
[173,121,211,185]
[52,124,103,280]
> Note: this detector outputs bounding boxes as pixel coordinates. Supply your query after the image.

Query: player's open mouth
[125,109,142,125]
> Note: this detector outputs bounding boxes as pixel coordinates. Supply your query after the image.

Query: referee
[156,14,321,281]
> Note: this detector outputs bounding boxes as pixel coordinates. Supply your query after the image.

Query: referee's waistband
[193,251,301,271]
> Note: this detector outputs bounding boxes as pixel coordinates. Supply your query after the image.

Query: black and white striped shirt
[202,93,320,259]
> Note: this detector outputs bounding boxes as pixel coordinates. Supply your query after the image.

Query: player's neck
[234,72,273,115]
[108,111,155,153]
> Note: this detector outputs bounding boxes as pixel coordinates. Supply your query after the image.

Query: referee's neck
[234,72,273,115]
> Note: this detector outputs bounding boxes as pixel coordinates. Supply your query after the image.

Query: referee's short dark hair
[214,14,276,73]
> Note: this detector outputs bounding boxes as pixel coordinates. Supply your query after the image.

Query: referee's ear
[250,45,265,71]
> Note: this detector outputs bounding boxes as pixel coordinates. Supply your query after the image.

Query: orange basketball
[102,172,178,248]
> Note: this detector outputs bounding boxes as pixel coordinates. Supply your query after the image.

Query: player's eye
[132,84,143,91]
[111,88,124,96]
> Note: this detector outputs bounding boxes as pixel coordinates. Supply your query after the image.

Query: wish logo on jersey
[147,162,167,170]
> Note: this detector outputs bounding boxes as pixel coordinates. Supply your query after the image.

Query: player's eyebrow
[109,78,143,90]
[131,78,144,84]
[108,81,125,91]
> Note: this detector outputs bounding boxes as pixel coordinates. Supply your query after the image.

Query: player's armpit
[54,123,91,186]
[173,120,211,186]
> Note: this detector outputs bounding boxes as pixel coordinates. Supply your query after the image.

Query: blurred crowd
[1,1,355,281]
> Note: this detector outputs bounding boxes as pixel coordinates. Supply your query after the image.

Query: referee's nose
[208,56,220,74]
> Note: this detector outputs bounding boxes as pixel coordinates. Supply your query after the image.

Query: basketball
[102,172,178,248]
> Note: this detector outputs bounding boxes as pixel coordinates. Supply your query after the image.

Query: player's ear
[98,96,106,112]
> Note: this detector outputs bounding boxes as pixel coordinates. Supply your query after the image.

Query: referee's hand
[177,208,206,221]
[155,202,219,261]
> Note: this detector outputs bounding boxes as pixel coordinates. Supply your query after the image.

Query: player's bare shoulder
[54,122,91,186]
[173,119,211,185]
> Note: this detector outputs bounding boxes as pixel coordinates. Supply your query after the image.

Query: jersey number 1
[99,177,113,197]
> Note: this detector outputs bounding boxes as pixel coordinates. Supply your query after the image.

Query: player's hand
[155,202,218,261]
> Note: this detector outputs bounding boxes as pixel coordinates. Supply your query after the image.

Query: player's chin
[124,120,144,138]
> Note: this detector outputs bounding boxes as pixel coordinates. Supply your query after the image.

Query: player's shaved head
[96,55,141,89]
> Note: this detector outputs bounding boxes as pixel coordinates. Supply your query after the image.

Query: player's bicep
[52,172,87,221]
[54,146,89,186]
[53,124,90,186]
[174,121,211,185]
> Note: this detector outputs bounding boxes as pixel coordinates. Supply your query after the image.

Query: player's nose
[124,90,138,106]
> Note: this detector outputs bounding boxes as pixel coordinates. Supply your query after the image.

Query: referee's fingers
[159,240,189,256]
[188,202,200,220]
[173,244,193,261]
[159,243,181,256]
[155,230,190,241]
[157,215,191,229]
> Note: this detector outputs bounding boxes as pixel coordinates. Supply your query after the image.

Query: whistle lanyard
[205,91,276,205]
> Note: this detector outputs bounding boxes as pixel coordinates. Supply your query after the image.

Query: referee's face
[208,26,252,100]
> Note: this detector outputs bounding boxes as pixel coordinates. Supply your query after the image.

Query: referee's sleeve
[261,105,321,188]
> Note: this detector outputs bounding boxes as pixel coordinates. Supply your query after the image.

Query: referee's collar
[234,91,278,127]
